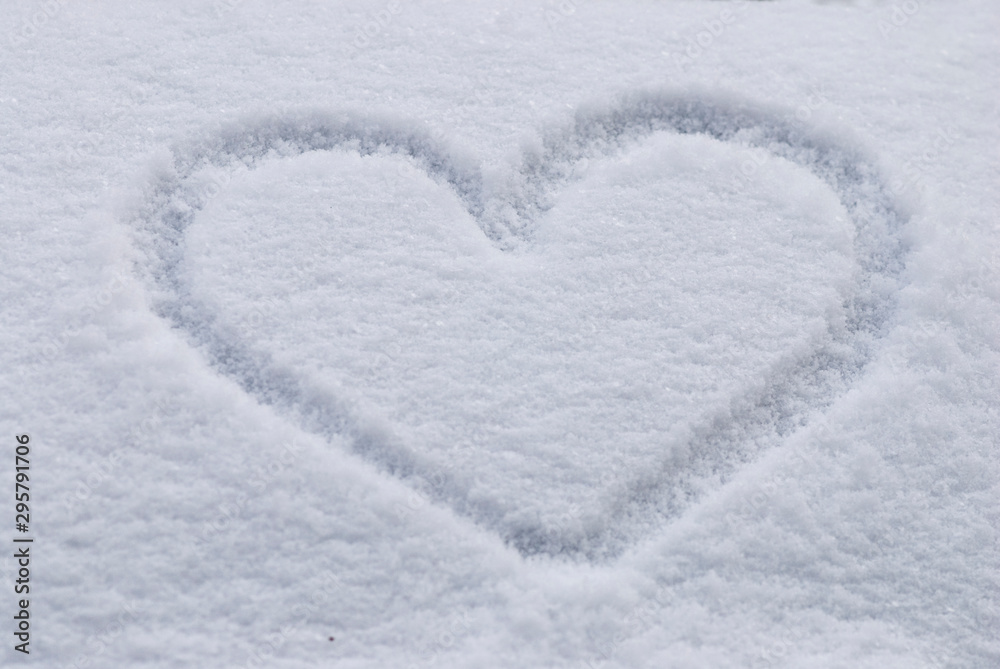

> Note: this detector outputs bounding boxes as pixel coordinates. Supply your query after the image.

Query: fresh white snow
[1,1,997,667]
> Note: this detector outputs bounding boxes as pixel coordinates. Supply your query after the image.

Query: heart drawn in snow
[132,90,906,561]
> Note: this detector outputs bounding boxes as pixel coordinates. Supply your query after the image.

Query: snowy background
[1,0,998,667]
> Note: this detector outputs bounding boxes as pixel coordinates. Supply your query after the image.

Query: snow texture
[1,0,997,667]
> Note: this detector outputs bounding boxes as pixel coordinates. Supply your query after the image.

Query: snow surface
[1,0,998,667]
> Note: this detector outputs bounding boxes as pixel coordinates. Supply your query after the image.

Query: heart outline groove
[129,89,907,561]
